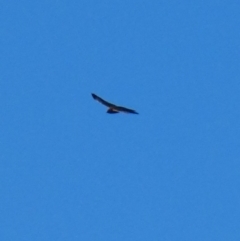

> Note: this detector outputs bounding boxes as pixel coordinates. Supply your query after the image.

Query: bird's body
[91,93,139,114]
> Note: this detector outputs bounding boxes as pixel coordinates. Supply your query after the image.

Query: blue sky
[1,1,240,240]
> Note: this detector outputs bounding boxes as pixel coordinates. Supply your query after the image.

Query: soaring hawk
[91,93,139,114]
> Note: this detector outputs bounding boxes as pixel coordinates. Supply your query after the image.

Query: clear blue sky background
[1,1,240,240]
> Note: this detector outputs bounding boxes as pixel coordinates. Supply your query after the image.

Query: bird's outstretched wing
[91,93,116,108]
[91,93,139,114]
[116,106,139,114]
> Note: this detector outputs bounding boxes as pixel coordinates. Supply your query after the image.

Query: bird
[91,93,139,114]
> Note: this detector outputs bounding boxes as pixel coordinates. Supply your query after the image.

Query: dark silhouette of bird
[91,93,139,114]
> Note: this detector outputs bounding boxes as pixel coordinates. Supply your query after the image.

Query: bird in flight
[92,93,139,114]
